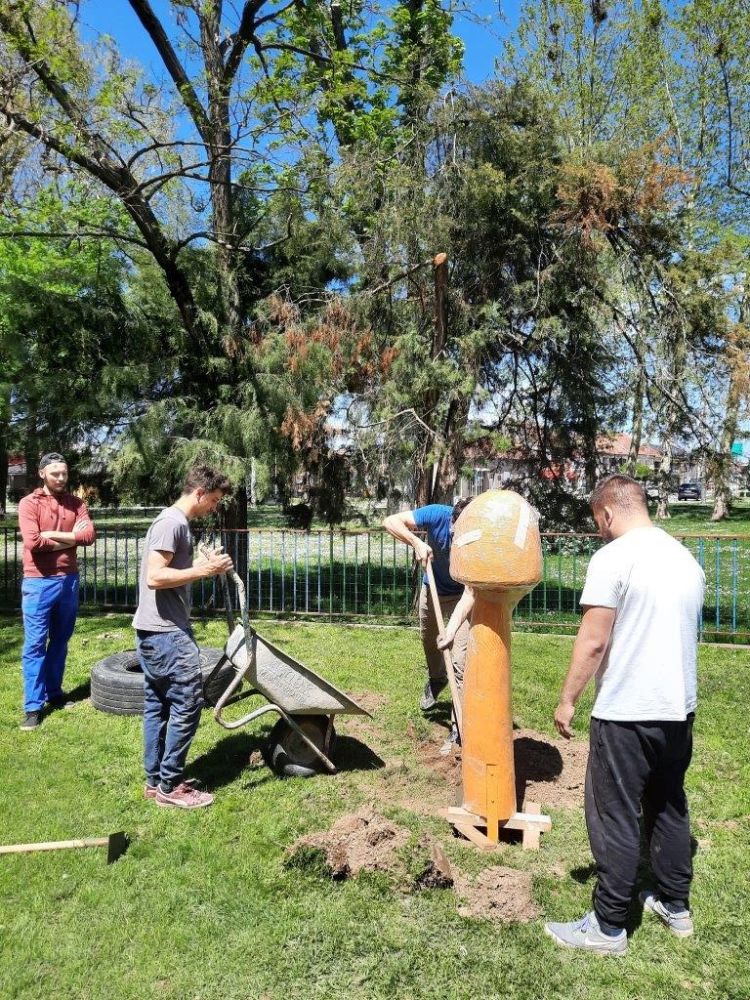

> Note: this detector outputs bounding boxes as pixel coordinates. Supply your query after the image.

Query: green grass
[0,616,748,999]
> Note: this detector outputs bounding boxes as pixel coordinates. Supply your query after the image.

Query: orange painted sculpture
[447,490,547,847]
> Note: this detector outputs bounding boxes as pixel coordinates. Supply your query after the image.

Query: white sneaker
[544,911,627,956]
[438,723,460,756]
[640,891,694,937]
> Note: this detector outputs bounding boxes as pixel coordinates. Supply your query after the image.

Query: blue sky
[79,1,522,85]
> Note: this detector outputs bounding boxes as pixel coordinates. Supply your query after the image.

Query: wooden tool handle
[0,838,110,855]
[425,561,463,739]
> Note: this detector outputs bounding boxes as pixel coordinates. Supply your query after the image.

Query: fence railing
[1,527,748,643]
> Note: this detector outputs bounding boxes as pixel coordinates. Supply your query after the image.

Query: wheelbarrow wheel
[265,715,335,778]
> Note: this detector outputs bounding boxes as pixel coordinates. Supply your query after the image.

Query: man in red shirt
[18,453,96,730]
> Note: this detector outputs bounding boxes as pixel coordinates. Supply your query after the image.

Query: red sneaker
[155,782,214,809]
[145,778,200,801]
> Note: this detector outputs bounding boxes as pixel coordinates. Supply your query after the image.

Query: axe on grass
[0,832,130,865]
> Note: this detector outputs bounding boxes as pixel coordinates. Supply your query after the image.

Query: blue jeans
[21,573,80,712]
[136,628,204,793]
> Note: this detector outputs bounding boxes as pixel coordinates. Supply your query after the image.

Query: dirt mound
[454,866,540,923]
[286,813,539,925]
[413,727,588,813]
[513,728,588,811]
[286,806,409,879]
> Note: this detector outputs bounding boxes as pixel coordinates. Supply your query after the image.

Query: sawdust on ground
[453,866,540,923]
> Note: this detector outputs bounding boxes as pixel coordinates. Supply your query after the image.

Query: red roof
[595,433,660,459]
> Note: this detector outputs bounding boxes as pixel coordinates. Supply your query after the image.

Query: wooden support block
[520,801,541,851]
[443,806,486,825]
[501,812,552,832]
[452,823,498,852]
[440,805,551,852]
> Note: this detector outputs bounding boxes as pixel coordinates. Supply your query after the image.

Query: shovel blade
[107,832,130,864]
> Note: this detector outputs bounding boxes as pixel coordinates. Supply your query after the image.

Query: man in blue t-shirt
[384,499,472,723]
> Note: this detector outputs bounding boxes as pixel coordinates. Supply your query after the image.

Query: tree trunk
[710,378,740,522]
[0,431,7,516]
[656,434,673,519]
[655,314,688,520]
[627,339,646,475]
[249,458,258,508]
[221,483,249,611]
[432,395,470,504]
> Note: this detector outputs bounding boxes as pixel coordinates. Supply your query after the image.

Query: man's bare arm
[383,511,432,567]
[554,605,616,738]
[146,549,233,590]
[437,587,475,649]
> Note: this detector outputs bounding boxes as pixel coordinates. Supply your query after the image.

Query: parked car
[677,482,702,501]
[644,482,660,501]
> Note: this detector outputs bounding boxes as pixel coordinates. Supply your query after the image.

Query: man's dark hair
[590,474,647,513]
[39,452,66,470]
[183,464,232,496]
[451,497,473,524]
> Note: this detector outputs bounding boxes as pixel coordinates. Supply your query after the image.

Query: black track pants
[585,715,694,929]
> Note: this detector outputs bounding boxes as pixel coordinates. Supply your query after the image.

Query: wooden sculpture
[442,490,551,850]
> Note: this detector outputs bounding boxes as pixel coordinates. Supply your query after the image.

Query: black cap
[39,452,67,470]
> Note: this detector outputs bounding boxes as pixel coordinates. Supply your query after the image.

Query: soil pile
[454,866,540,923]
[286,806,409,879]
[413,727,588,813]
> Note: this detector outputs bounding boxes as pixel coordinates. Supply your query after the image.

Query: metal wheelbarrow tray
[209,572,369,777]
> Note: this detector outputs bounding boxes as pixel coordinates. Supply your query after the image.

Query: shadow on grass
[56,680,91,706]
[570,863,597,884]
[332,734,385,773]
[189,731,273,791]
[514,736,563,806]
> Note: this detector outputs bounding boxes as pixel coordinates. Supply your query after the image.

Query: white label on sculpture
[514,502,531,549]
[454,528,482,548]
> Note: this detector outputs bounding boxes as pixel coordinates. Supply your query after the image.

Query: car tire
[90,647,234,716]
[264,715,335,778]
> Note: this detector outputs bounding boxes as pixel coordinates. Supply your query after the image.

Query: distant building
[456,432,704,499]
[8,455,29,502]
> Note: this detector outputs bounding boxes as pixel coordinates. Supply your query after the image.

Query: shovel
[425,561,463,741]
[0,832,130,865]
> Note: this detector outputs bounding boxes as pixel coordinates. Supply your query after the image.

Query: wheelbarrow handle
[197,541,236,634]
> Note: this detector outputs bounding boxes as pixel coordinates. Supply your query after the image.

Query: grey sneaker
[439,722,461,756]
[640,891,694,937]
[420,679,446,712]
[20,711,41,731]
[544,911,627,956]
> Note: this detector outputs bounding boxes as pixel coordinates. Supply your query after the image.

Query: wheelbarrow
[204,566,370,777]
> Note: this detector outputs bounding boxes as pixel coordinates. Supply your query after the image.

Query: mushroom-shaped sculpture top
[450,490,542,603]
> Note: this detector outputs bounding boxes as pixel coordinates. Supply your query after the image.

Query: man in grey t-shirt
[133,465,233,809]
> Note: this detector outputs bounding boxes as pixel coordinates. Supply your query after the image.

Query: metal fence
[1,527,748,643]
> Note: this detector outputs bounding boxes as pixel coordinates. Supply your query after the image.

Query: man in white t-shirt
[544,474,705,956]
